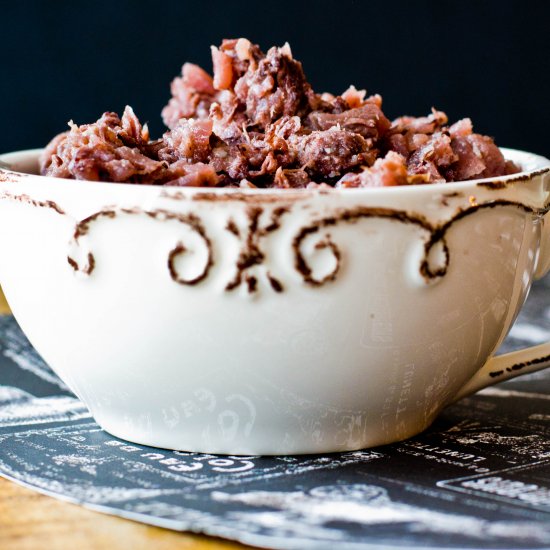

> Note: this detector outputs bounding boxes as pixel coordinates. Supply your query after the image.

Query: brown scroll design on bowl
[0,193,213,287]
[0,192,544,292]
[224,205,289,294]
[68,207,213,285]
[293,201,542,286]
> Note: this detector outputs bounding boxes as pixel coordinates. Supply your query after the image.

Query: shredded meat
[40,107,167,183]
[382,110,518,183]
[40,39,520,187]
[336,152,412,188]
[161,63,216,130]
[290,129,375,179]
[163,161,220,187]
[306,102,390,142]
[158,119,213,164]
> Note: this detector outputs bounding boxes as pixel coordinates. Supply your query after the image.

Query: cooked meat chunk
[164,161,220,187]
[306,102,390,142]
[290,129,375,179]
[161,63,216,129]
[336,151,411,188]
[158,119,213,164]
[40,107,167,184]
[383,110,519,182]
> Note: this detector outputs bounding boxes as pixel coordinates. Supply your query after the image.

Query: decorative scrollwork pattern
[0,191,543,293]
[293,201,539,286]
[67,207,213,285]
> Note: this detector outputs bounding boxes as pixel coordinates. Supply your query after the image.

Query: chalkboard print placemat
[0,275,549,549]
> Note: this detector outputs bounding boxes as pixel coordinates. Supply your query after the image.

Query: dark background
[1,0,549,157]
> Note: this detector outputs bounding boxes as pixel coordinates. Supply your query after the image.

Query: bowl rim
[0,147,548,198]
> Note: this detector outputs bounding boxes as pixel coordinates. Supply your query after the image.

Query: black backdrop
[1,0,549,157]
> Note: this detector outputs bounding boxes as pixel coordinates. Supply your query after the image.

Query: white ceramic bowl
[0,148,549,455]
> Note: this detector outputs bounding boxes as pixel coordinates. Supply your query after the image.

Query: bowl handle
[534,210,550,279]
[453,341,550,402]
[454,208,550,401]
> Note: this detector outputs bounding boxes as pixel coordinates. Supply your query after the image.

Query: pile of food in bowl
[40,37,519,189]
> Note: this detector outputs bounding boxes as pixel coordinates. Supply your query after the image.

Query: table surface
[0,290,247,550]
